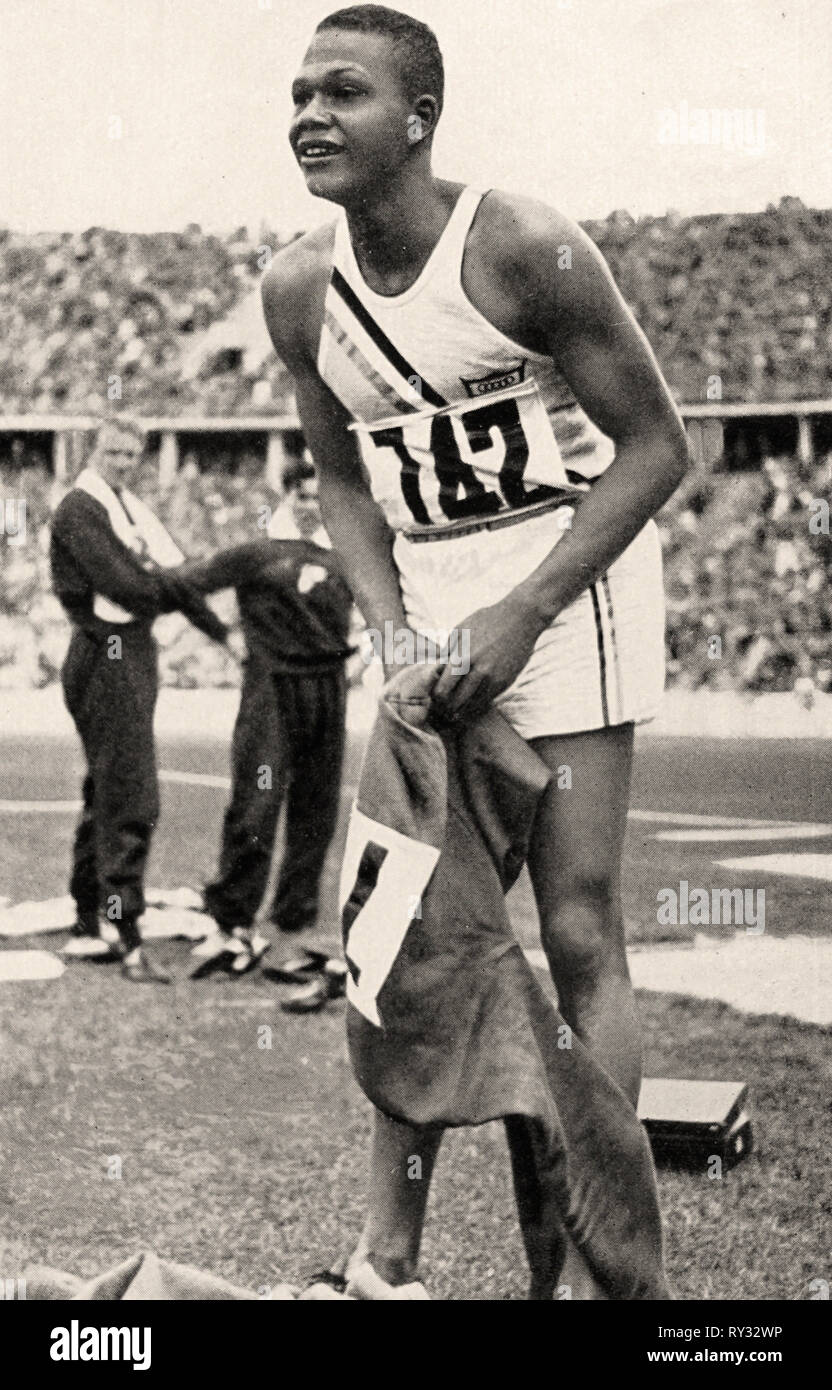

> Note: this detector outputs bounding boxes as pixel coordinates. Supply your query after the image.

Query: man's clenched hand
[430,593,547,723]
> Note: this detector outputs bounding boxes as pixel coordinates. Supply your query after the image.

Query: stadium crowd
[588,197,832,403]
[0,222,292,418]
[0,199,830,695]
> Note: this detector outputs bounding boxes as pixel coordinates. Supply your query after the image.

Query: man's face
[92,427,144,490]
[290,29,413,204]
[290,476,322,538]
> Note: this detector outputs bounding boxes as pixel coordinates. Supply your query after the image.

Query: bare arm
[434,198,690,717]
[509,205,689,620]
[262,253,408,657]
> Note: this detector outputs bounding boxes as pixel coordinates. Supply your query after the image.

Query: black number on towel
[341,840,389,984]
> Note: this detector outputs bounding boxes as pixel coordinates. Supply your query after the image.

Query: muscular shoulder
[476,190,598,275]
[469,189,611,329]
[261,222,337,367]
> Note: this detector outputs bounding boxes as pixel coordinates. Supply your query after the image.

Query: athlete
[262,5,689,1298]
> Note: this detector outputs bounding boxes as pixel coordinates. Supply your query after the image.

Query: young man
[183,460,354,980]
[50,417,228,984]
[262,5,689,1296]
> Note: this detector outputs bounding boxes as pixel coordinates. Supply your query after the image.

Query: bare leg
[348,1111,444,1286]
[526,723,642,1299]
[347,724,660,1300]
[528,724,640,1097]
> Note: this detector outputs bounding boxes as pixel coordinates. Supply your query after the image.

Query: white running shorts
[393,508,665,740]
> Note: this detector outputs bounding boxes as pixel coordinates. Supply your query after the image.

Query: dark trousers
[62,624,160,949]
[204,661,347,933]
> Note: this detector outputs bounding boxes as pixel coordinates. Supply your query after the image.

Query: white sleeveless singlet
[316,186,615,538]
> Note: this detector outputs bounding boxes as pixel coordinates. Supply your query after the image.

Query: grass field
[1,720,830,1300]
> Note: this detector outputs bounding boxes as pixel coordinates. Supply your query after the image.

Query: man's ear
[407,94,439,145]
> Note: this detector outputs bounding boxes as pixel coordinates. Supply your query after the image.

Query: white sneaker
[191,930,237,961]
[229,929,271,974]
[190,930,245,979]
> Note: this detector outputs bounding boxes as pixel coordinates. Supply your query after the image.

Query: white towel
[73,468,184,622]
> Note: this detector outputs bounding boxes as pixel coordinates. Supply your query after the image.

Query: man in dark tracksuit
[50,417,228,984]
[184,460,354,979]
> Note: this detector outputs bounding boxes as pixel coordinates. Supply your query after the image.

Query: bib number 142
[372,397,565,525]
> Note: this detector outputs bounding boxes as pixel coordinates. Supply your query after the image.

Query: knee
[540,874,626,985]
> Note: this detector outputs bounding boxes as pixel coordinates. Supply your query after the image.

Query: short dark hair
[317,5,444,116]
[282,457,316,494]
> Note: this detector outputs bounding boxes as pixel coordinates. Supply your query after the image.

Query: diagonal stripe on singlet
[323,309,419,416]
[330,267,448,408]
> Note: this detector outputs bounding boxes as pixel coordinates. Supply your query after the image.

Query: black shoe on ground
[263,946,330,985]
[190,930,242,980]
[280,959,348,1014]
[190,928,270,979]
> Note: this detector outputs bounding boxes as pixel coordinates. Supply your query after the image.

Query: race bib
[352,382,574,532]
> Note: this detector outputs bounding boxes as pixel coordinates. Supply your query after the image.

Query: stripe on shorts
[590,582,610,726]
[600,573,622,725]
